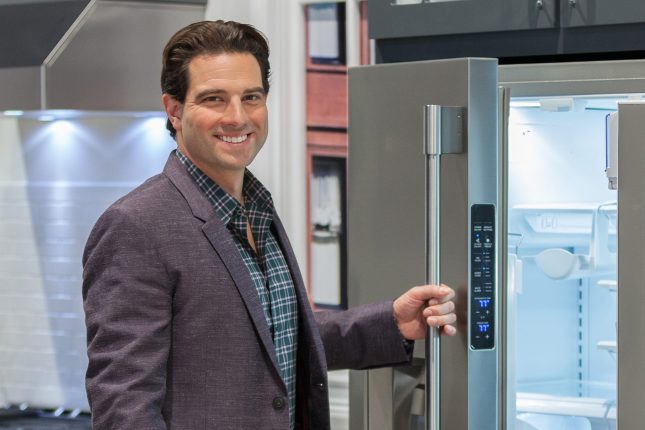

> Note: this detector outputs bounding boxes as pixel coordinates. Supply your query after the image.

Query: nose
[221,98,248,127]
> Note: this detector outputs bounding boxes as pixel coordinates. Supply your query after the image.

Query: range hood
[0,0,205,112]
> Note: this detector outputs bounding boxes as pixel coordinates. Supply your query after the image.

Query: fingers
[425,313,457,337]
[432,284,455,304]
[436,284,455,302]
[394,283,458,338]
[408,283,455,303]
[441,324,457,336]
[394,284,455,321]
[425,312,456,328]
[423,291,457,336]
[427,288,455,306]
[423,300,455,318]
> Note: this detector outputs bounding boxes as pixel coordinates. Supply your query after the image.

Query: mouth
[217,133,249,144]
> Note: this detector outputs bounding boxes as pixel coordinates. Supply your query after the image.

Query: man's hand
[393,284,457,340]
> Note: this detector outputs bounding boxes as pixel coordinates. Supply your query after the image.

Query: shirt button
[272,396,286,410]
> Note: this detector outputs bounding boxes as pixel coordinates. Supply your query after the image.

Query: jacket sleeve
[82,207,172,430]
[314,301,413,371]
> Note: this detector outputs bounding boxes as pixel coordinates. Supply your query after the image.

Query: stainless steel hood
[0,0,205,111]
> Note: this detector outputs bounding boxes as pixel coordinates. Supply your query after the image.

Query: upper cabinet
[370,0,645,63]
[562,0,645,27]
[370,0,557,39]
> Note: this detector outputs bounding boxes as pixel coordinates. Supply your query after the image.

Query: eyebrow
[194,87,266,101]
[244,87,266,95]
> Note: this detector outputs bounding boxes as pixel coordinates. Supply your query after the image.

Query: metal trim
[43,0,97,66]
[498,85,511,429]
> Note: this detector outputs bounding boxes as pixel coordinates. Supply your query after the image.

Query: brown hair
[161,20,271,138]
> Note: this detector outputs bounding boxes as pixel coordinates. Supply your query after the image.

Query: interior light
[539,97,587,112]
[3,110,24,117]
[49,120,76,137]
[509,100,540,108]
[38,115,56,122]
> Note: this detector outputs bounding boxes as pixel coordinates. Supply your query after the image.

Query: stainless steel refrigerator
[347,58,645,430]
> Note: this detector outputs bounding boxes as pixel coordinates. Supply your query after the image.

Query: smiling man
[82,20,456,430]
[163,52,268,203]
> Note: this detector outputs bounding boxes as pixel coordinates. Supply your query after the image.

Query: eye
[243,93,265,103]
[203,95,223,103]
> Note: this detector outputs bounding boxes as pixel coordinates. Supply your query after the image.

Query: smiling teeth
[220,134,248,143]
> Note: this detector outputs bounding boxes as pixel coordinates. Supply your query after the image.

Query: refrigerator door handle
[423,105,465,430]
[423,105,465,156]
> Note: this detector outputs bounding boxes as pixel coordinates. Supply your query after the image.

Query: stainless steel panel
[349,370,368,430]
[348,58,498,430]
[0,0,204,111]
[466,58,499,430]
[616,103,645,430]
[500,59,645,97]
[0,67,41,111]
[45,1,204,110]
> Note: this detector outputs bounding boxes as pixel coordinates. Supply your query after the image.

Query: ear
[162,93,183,132]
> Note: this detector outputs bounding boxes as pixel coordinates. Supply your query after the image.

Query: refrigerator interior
[0,112,176,414]
[507,95,624,430]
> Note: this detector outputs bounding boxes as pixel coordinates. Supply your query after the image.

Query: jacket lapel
[162,153,282,375]
[200,219,282,374]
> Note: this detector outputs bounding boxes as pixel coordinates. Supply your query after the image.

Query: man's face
[165,53,269,179]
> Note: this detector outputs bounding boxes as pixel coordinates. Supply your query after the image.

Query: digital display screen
[470,204,495,350]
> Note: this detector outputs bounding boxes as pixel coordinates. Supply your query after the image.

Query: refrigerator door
[616,103,645,430]
[348,58,499,430]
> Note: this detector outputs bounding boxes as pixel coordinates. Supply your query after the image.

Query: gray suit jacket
[82,153,411,430]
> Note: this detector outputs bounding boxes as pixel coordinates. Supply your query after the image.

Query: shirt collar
[175,149,274,225]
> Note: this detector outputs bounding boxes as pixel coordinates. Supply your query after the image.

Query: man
[83,20,456,430]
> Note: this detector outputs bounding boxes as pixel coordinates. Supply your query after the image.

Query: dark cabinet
[371,0,645,39]
[371,0,645,63]
[369,0,557,39]
[562,0,645,27]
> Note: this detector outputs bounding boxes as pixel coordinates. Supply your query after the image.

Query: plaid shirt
[176,150,299,429]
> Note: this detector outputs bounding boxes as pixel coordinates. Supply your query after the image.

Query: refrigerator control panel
[470,204,495,350]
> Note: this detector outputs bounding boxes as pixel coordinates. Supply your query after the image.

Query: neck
[177,145,245,203]
[206,168,245,203]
